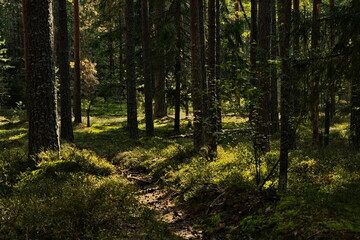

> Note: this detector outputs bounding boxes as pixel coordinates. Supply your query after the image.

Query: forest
[0,0,359,239]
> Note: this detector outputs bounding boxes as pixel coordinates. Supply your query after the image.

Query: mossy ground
[0,101,359,239]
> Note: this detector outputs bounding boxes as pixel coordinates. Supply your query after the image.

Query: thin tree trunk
[125,0,139,139]
[199,0,208,142]
[174,0,182,132]
[324,0,335,146]
[190,0,204,151]
[289,0,300,149]
[215,0,222,131]
[350,52,360,147]
[270,0,279,133]
[311,0,321,146]
[57,0,74,142]
[278,0,292,192]
[154,0,167,118]
[23,0,60,156]
[207,0,218,158]
[73,0,82,123]
[257,0,272,152]
[142,0,154,137]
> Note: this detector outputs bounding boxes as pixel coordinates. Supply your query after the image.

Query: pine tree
[278,0,292,192]
[23,0,59,156]
[73,0,82,123]
[141,0,154,137]
[57,0,74,142]
[125,0,139,139]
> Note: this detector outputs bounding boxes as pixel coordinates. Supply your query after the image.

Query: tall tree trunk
[270,0,279,134]
[350,50,360,147]
[174,0,182,132]
[278,0,292,192]
[73,0,82,123]
[288,0,300,149]
[154,0,167,118]
[57,0,74,142]
[250,0,258,126]
[142,0,154,137]
[257,0,272,152]
[190,0,204,151]
[125,0,139,139]
[109,26,115,80]
[118,10,125,102]
[311,0,321,146]
[250,0,258,79]
[324,0,335,146]
[207,0,218,158]
[23,0,60,156]
[199,0,208,140]
[215,0,222,131]
[23,0,29,119]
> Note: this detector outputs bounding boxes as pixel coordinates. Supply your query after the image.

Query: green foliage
[0,144,177,239]
[165,146,255,201]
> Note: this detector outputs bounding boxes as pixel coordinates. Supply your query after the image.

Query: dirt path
[124,170,206,240]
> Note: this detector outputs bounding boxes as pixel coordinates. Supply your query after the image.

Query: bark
[250,0,258,77]
[142,0,154,137]
[311,0,321,146]
[278,0,292,192]
[154,0,167,118]
[270,0,279,134]
[57,0,74,142]
[86,105,91,127]
[174,0,182,132]
[125,0,139,139]
[109,27,115,79]
[324,0,335,146]
[73,0,82,123]
[215,0,222,131]
[190,0,204,151]
[207,0,218,158]
[257,0,272,152]
[350,52,360,147]
[23,0,60,156]
[199,0,208,133]
[289,0,301,149]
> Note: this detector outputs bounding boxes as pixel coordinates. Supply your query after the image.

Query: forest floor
[1,103,360,239]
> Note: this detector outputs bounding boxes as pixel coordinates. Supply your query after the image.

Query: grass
[0,102,359,239]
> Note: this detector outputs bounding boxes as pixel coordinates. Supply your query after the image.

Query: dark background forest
[0,0,359,239]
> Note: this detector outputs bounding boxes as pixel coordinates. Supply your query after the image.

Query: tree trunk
[250,0,258,80]
[350,52,360,147]
[142,0,154,137]
[23,0,60,156]
[73,0,82,123]
[215,0,222,131]
[324,0,335,146]
[207,0,218,158]
[311,0,321,146]
[57,0,74,142]
[278,0,292,192]
[270,0,279,133]
[257,0,272,152]
[174,0,182,132]
[154,0,167,118]
[288,0,300,149]
[199,0,208,144]
[125,0,139,139]
[190,0,204,151]
[86,104,91,127]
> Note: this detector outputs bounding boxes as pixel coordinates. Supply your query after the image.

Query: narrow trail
[124,170,206,240]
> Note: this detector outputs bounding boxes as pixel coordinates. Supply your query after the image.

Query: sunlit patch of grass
[0,128,27,141]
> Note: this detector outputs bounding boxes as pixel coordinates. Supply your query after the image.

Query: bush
[0,146,175,239]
